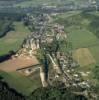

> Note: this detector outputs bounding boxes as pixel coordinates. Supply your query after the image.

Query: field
[68,28,99,49]
[0,21,30,56]
[0,71,41,96]
[0,55,39,72]
[68,27,99,73]
[73,48,96,66]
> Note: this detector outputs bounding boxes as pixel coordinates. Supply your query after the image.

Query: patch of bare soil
[0,55,39,72]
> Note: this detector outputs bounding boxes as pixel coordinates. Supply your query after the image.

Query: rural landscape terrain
[0,0,99,100]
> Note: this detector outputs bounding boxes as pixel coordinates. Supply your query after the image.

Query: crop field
[73,48,96,66]
[0,71,41,96]
[0,21,30,56]
[70,28,99,69]
[68,28,99,49]
[0,55,39,72]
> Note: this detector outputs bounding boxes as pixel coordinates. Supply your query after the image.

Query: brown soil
[0,55,39,72]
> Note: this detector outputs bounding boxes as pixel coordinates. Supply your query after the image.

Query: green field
[68,28,99,49]
[68,27,99,68]
[0,71,41,96]
[0,21,30,56]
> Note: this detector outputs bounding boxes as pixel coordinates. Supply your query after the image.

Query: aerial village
[0,12,96,99]
[0,0,99,100]
[10,13,92,92]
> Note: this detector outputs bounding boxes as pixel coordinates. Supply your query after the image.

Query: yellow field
[73,48,96,66]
